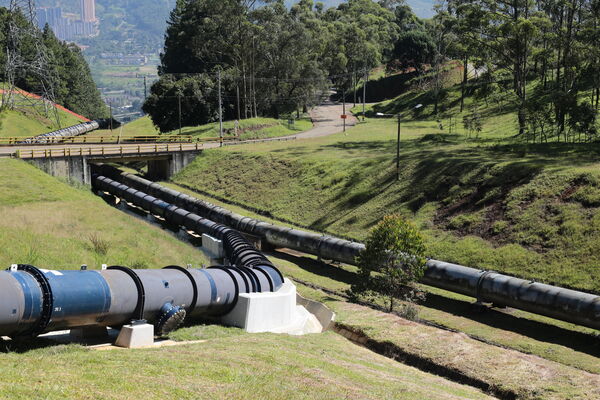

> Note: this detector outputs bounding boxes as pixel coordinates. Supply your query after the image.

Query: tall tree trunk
[461,56,468,113]
[242,64,248,119]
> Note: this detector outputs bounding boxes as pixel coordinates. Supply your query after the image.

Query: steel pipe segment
[0,265,112,338]
[99,165,363,264]
[422,260,600,330]
[92,174,284,292]
[0,262,274,339]
[21,120,100,144]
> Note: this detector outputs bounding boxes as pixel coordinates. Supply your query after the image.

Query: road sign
[341,114,347,119]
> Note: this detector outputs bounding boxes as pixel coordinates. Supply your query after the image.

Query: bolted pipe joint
[156,302,186,337]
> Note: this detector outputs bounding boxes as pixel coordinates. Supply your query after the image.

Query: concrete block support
[28,156,91,185]
[115,323,155,348]
[202,234,224,264]
[222,279,322,335]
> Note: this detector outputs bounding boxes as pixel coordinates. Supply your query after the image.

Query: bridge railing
[0,135,240,146]
[15,143,204,159]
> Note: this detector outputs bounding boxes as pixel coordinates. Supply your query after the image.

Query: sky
[406,0,435,18]
[312,0,436,18]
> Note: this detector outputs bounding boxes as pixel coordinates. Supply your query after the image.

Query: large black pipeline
[92,174,284,294]
[0,175,284,339]
[0,261,279,339]
[98,165,600,331]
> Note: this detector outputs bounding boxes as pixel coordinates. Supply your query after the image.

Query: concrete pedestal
[222,279,322,335]
[115,323,154,348]
[202,234,225,265]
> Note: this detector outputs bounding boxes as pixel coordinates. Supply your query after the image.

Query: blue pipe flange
[156,302,186,337]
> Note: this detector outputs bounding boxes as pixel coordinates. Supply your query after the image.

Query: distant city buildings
[81,0,96,23]
[37,0,98,42]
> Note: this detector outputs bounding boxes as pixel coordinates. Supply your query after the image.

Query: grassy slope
[326,296,600,400]
[0,159,207,269]
[93,115,313,140]
[0,163,492,400]
[0,329,492,400]
[172,115,600,294]
[0,108,86,138]
[163,182,600,376]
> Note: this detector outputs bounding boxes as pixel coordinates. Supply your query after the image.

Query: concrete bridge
[0,142,211,184]
[0,100,352,184]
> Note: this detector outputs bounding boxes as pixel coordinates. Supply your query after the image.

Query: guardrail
[15,143,204,159]
[3,135,245,146]
[0,135,236,146]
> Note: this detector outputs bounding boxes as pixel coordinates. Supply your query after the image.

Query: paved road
[299,100,358,139]
[0,101,356,158]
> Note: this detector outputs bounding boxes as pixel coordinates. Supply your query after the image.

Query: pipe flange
[475,270,496,303]
[156,303,186,337]
[7,264,53,337]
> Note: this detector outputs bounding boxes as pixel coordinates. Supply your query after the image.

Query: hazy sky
[406,0,435,18]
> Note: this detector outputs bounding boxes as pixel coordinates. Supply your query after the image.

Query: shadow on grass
[275,249,599,357]
[0,337,59,354]
[271,250,358,286]
[423,292,600,358]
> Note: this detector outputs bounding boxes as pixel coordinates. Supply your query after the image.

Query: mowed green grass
[0,108,85,138]
[0,329,493,400]
[0,160,493,400]
[93,115,313,141]
[0,159,207,269]
[172,116,600,294]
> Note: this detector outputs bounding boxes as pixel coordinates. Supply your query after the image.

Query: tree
[451,0,542,137]
[388,29,436,73]
[352,214,427,314]
[0,8,107,119]
[143,74,217,133]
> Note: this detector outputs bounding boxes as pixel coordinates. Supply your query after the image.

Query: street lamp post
[377,103,422,181]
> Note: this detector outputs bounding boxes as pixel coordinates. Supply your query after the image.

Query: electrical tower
[3,0,61,128]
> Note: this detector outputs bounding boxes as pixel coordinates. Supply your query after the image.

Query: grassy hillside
[93,115,313,141]
[0,327,492,400]
[0,159,207,269]
[0,108,86,138]
[163,182,600,376]
[172,117,600,294]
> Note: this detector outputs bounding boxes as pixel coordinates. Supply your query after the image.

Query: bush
[88,234,110,256]
[352,214,427,312]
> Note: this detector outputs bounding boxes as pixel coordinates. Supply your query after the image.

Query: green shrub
[352,215,427,312]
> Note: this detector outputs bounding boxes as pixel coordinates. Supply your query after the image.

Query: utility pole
[178,93,182,135]
[218,69,223,147]
[362,70,367,122]
[342,89,346,133]
[6,0,61,128]
[109,101,113,132]
[396,114,401,181]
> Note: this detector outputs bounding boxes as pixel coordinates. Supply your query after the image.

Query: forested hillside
[145,0,402,132]
[0,7,107,119]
